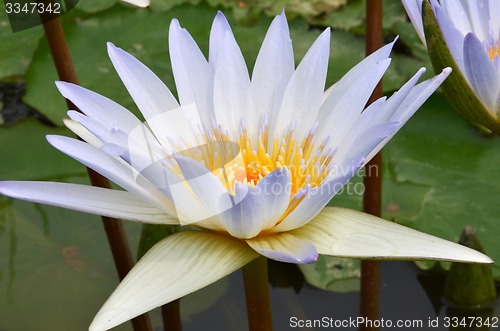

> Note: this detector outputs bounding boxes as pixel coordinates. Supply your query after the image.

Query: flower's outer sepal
[292,207,494,263]
[90,231,258,331]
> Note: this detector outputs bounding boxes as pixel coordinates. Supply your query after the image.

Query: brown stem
[242,257,273,331]
[360,1,383,330]
[41,15,152,331]
[162,300,182,331]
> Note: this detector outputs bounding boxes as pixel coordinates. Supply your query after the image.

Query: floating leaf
[0,9,43,80]
[0,118,85,180]
[299,255,360,292]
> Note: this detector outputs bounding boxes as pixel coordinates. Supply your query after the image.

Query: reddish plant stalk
[360,1,383,330]
[41,15,152,331]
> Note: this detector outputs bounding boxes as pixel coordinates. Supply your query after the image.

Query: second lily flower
[403,0,500,134]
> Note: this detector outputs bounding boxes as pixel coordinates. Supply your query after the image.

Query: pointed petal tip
[54,80,66,88]
[296,207,496,264]
[459,249,494,264]
[45,134,60,145]
[0,181,16,197]
[274,8,288,25]
[213,10,231,31]
[107,43,119,59]
[215,10,227,22]
[169,18,181,30]
[54,80,75,95]
[441,66,452,75]
[321,26,331,38]
[252,247,318,264]
[89,308,132,331]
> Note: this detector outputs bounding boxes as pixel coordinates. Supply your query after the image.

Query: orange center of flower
[487,41,500,60]
[181,121,333,198]
[165,120,335,222]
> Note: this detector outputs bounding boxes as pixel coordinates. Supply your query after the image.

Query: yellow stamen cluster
[178,121,334,198]
[236,123,332,196]
[487,41,500,60]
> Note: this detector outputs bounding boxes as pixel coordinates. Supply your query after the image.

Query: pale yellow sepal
[89,231,258,331]
[292,207,493,263]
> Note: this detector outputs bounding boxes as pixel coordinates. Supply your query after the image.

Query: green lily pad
[151,0,201,12]
[0,118,85,180]
[0,191,146,331]
[75,0,119,13]
[0,9,43,80]
[299,255,361,292]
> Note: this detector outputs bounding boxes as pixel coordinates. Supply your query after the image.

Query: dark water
[182,261,499,331]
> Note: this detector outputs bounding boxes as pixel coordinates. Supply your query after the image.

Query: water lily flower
[402,0,500,134]
[0,11,492,331]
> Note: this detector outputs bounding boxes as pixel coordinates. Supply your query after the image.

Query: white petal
[168,19,215,128]
[331,121,398,167]
[463,33,498,109]
[316,39,395,124]
[63,118,103,148]
[0,181,176,224]
[250,11,294,144]
[246,232,317,264]
[272,158,363,233]
[292,207,493,263]
[272,28,330,144]
[209,11,232,66]
[221,168,291,238]
[365,67,451,162]
[170,156,235,227]
[367,68,426,123]
[107,43,182,148]
[89,231,258,331]
[315,40,395,147]
[465,0,489,41]
[440,0,471,36]
[46,135,175,214]
[56,81,142,134]
[67,111,127,149]
[67,110,172,183]
[401,0,426,46]
[489,0,500,41]
[435,3,467,72]
[316,58,391,150]
[212,16,251,139]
